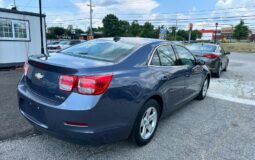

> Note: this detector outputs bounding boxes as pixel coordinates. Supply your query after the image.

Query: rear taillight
[203,54,219,59]
[23,62,29,76]
[77,75,112,95]
[59,74,112,95]
[59,75,77,92]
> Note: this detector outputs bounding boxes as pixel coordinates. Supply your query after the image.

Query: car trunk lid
[25,54,113,104]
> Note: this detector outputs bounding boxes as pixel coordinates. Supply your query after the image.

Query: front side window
[175,45,195,66]
[0,18,29,41]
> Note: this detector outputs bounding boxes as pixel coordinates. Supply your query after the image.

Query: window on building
[0,19,13,38]
[0,18,30,41]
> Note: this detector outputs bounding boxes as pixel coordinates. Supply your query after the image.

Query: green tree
[233,20,249,40]
[74,28,85,34]
[129,20,141,37]
[140,22,155,38]
[191,30,202,40]
[47,27,65,37]
[102,14,120,37]
[177,30,188,40]
[46,33,56,39]
[119,20,130,36]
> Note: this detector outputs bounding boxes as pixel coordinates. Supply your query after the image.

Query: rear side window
[150,45,176,66]
[157,46,176,66]
[151,52,161,66]
[61,39,137,62]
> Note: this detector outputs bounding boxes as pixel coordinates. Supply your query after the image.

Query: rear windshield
[187,44,217,54]
[60,39,138,62]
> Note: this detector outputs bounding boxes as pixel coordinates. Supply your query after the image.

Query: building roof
[199,29,221,34]
[0,8,46,17]
[199,29,215,33]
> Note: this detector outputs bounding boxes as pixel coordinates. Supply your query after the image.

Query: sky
[0,0,255,31]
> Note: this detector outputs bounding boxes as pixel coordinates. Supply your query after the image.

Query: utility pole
[39,0,46,57]
[87,0,95,39]
[230,24,234,43]
[215,22,218,44]
[188,23,193,43]
[174,19,178,40]
[12,0,17,10]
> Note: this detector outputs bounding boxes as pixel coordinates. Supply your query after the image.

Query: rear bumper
[20,108,128,145]
[17,77,134,145]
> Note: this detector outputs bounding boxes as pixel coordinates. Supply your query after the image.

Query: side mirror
[225,51,231,55]
[195,59,205,65]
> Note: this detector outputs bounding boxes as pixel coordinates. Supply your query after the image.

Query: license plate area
[19,98,47,125]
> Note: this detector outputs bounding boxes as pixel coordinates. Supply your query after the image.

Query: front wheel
[196,77,209,100]
[223,61,228,71]
[132,99,159,146]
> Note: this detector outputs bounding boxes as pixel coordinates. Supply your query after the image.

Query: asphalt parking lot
[0,52,254,160]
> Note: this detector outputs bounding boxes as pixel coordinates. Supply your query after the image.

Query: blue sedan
[18,37,210,146]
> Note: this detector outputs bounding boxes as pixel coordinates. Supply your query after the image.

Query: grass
[221,42,255,53]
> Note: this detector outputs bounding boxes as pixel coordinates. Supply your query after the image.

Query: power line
[46,14,255,23]
[45,5,255,18]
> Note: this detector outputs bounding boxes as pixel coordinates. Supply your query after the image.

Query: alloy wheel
[140,107,158,140]
[202,79,208,97]
[218,65,222,76]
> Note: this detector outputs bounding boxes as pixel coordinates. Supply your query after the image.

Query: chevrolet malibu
[18,37,210,146]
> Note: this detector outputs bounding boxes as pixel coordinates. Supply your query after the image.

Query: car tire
[223,61,228,72]
[196,77,209,100]
[215,64,222,78]
[131,99,160,146]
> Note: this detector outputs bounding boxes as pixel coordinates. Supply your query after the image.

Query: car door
[174,45,203,101]
[149,44,187,112]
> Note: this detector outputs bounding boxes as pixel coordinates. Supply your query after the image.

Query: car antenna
[113,36,120,42]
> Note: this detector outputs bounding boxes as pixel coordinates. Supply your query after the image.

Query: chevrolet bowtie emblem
[35,72,44,79]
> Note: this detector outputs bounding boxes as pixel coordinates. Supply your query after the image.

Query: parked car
[186,43,230,78]
[47,41,61,53]
[58,40,82,49]
[47,40,82,53]
[18,37,210,146]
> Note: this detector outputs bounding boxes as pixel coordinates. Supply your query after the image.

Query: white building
[0,8,46,67]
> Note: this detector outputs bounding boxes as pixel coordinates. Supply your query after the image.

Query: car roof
[97,37,168,46]
[189,43,218,47]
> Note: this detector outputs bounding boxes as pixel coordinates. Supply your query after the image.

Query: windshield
[187,44,217,55]
[48,41,59,45]
[61,39,138,62]
[59,41,70,45]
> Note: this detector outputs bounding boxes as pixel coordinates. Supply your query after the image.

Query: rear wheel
[196,77,209,100]
[132,99,159,146]
[215,64,222,78]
